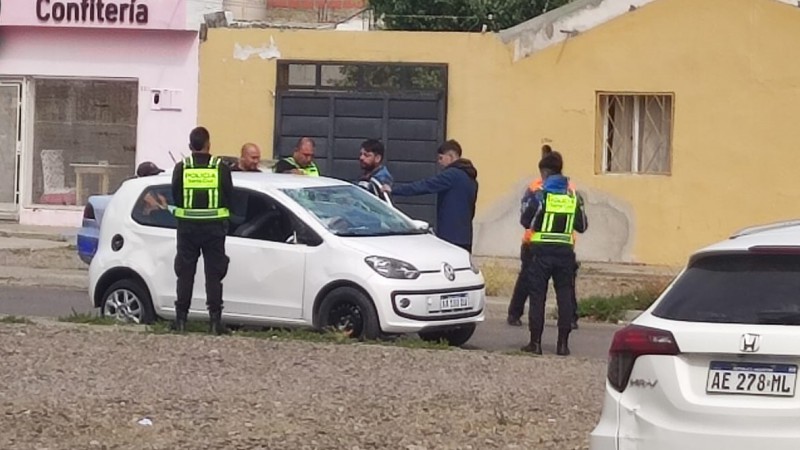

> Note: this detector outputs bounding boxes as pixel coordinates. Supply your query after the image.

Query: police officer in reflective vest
[273,137,320,176]
[508,146,580,330]
[520,151,588,356]
[171,126,234,335]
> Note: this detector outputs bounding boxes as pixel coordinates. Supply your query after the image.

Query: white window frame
[598,92,673,175]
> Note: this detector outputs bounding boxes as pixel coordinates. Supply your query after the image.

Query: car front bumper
[365,269,486,334]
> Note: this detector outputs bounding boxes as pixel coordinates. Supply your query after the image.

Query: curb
[485,298,643,325]
[0,229,74,243]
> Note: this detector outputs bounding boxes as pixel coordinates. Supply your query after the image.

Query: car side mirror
[411,220,431,232]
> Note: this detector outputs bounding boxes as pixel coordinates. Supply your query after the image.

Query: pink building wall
[0,1,199,226]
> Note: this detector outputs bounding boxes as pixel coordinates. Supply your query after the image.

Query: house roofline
[498,0,800,62]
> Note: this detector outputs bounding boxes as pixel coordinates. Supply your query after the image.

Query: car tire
[100,279,156,325]
[318,287,381,341]
[418,323,477,347]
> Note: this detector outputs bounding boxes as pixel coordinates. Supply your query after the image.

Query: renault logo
[442,263,455,281]
[740,333,760,353]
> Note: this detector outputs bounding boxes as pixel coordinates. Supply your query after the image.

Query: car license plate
[440,293,469,311]
[706,361,798,397]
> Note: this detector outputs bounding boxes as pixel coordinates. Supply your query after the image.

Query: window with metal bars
[598,93,673,175]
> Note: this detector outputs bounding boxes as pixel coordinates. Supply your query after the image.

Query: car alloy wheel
[328,301,365,338]
[103,288,144,324]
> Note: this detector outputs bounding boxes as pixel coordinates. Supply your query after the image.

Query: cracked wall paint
[472,177,635,262]
[233,36,281,61]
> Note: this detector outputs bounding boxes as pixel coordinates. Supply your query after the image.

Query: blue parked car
[77,194,112,264]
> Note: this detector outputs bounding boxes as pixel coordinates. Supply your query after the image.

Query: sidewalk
[0,223,77,244]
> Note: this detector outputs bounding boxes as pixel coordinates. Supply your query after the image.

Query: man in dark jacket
[385,140,478,253]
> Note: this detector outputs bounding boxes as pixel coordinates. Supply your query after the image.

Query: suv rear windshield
[652,252,800,325]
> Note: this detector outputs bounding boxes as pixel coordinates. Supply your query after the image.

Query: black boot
[556,330,571,356]
[171,312,187,333]
[507,315,523,327]
[208,312,231,336]
[521,339,543,355]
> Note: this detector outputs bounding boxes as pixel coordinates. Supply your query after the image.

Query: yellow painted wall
[198,0,800,266]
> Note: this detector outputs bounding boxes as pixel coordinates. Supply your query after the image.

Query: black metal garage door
[273,61,448,228]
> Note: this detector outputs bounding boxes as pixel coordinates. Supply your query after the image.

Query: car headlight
[470,257,481,274]
[364,256,420,280]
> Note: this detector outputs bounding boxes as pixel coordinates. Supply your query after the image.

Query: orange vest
[521,178,579,243]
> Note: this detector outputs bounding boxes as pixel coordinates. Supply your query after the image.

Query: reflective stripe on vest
[283,157,320,177]
[530,191,578,245]
[521,178,578,243]
[173,155,230,220]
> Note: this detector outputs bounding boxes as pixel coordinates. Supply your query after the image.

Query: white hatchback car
[590,221,800,449]
[88,172,486,346]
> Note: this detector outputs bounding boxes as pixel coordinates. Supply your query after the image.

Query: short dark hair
[295,137,316,149]
[189,126,210,152]
[538,150,563,174]
[438,139,462,157]
[541,144,553,155]
[361,139,385,157]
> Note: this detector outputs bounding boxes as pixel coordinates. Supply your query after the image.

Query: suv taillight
[83,203,95,220]
[607,324,680,392]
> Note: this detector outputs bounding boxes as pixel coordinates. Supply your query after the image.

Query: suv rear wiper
[757,311,800,325]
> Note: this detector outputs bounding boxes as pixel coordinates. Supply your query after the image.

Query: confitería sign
[0,0,189,30]
[36,0,148,24]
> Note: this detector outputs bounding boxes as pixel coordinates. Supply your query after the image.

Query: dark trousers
[525,244,577,341]
[507,243,533,319]
[174,220,229,317]
[508,244,580,322]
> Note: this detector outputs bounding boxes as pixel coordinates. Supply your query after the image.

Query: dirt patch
[0,322,606,449]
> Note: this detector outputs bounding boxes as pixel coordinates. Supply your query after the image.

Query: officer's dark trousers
[507,243,533,319]
[525,244,577,342]
[174,220,229,317]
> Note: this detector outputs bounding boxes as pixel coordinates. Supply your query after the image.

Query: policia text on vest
[170,128,234,335]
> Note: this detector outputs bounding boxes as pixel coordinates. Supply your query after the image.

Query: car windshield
[280,184,426,237]
[652,252,800,325]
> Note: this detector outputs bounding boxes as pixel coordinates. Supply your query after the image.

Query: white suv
[88,172,486,346]
[590,221,800,449]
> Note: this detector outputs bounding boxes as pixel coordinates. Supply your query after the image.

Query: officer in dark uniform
[520,151,588,356]
[171,126,234,335]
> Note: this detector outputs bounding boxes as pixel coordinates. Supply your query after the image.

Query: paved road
[0,286,620,360]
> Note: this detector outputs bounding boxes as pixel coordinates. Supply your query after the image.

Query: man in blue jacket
[384,140,478,253]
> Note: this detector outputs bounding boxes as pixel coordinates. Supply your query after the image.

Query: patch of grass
[145,321,452,350]
[479,261,518,297]
[577,282,665,323]
[58,309,120,325]
[502,350,539,357]
[0,315,34,325]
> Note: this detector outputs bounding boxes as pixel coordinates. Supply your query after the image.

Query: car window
[131,185,177,229]
[652,253,800,325]
[280,184,425,237]
[230,188,321,246]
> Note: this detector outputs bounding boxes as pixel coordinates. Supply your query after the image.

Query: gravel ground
[0,322,606,450]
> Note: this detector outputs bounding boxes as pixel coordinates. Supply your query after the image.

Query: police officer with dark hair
[171,126,234,335]
[520,151,588,356]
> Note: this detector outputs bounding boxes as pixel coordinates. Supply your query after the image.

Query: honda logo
[740,333,761,353]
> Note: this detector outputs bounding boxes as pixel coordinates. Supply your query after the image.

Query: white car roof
[694,220,800,256]
[129,171,353,192]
